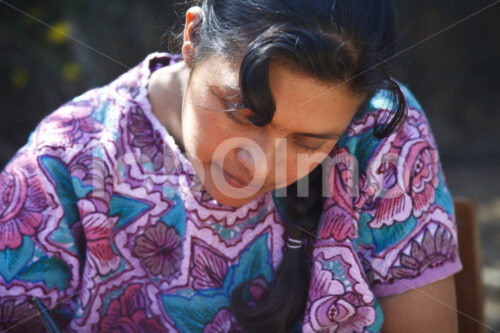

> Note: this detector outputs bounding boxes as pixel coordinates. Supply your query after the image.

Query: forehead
[194,56,240,89]
[268,60,364,136]
[194,56,364,135]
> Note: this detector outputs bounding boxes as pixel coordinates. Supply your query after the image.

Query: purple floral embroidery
[364,110,440,228]
[70,154,113,212]
[391,225,457,279]
[404,140,439,218]
[0,156,48,250]
[128,106,177,173]
[318,147,363,242]
[37,104,103,145]
[192,240,228,289]
[0,300,41,333]
[306,262,375,332]
[310,293,375,333]
[100,284,166,332]
[204,308,242,333]
[132,222,181,277]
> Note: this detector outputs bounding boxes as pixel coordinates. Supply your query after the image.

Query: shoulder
[25,53,172,162]
[29,88,106,155]
[331,82,437,176]
[320,82,454,239]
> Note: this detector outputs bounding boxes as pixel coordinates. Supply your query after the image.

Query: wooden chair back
[454,198,485,333]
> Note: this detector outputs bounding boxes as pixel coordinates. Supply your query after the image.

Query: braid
[230,166,325,332]
[196,0,405,330]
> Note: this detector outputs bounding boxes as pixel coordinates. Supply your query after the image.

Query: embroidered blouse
[0,53,462,332]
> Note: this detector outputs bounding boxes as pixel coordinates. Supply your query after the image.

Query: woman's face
[181,56,365,207]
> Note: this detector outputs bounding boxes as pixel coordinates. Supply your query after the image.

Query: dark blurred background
[1,0,499,330]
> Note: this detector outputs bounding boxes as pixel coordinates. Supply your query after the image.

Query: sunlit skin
[146,7,367,208]
[148,55,365,207]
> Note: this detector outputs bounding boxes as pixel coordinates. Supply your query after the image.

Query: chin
[198,167,272,207]
[204,182,268,208]
[215,196,253,208]
[212,190,263,207]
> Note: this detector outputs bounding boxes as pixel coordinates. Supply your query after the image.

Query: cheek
[181,105,231,165]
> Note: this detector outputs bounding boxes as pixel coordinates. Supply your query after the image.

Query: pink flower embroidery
[319,148,360,241]
[318,203,357,243]
[100,284,166,332]
[366,112,440,228]
[82,212,120,275]
[309,293,375,333]
[390,225,457,279]
[305,262,375,332]
[0,156,48,250]
[401,137,439,218]
[132,222,181,277]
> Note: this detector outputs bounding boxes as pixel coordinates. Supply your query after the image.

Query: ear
[182,6,203,68]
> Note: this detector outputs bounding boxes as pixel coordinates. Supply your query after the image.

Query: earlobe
[182,6,202,67]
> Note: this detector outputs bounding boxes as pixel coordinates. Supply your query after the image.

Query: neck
[147,61,190,153]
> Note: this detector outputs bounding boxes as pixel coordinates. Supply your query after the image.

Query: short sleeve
[299,86,462,332]
[353,89,463,298]
[0,103,96,331]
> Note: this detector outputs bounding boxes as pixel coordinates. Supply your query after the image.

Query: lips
[222,169,251,188]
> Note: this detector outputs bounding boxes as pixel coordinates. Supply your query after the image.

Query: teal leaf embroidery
[358,212,417,253]
[0,236,34,283]
[159,192,186,238]
[40,155,82,253]
[109,194,151,230]
[39,155,79,227]
[17,255,71,291]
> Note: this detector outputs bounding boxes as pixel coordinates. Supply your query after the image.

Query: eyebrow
[210,84,242,98]
[210,85,343,139]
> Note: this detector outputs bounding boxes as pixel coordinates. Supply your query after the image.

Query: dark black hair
[185,0,406,331]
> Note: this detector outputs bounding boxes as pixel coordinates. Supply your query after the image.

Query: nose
[234,136,276,182]
[235,147,255,176]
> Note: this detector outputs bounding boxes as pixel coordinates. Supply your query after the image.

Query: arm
[380,276,458,333]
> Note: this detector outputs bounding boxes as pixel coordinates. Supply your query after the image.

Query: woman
[0,0,461,332]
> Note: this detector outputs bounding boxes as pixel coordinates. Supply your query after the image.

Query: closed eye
[292,137,325,152]
[209,86,246,111]
[224,109,255,125]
